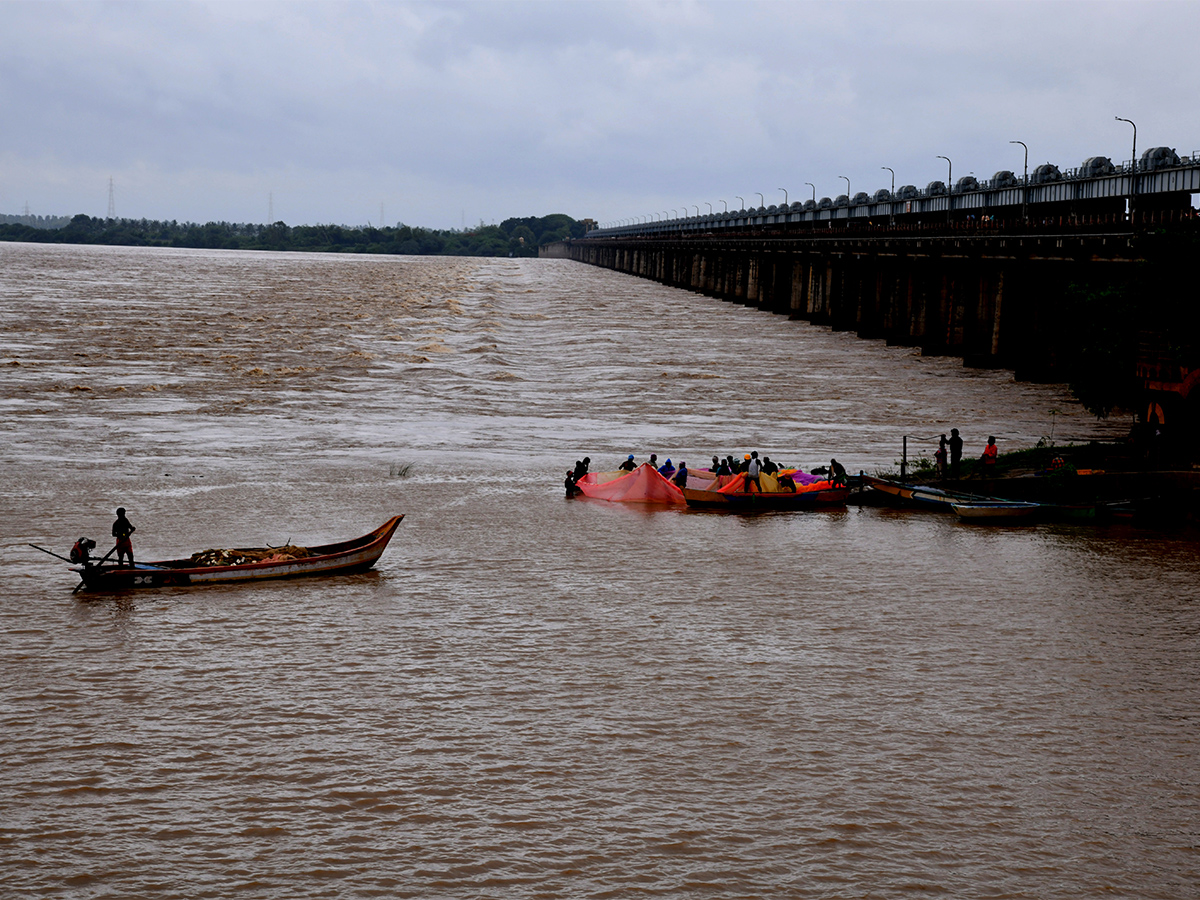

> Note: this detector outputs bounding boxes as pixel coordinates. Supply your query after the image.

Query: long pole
[805,183,815,202]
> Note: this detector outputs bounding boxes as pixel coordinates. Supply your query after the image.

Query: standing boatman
[112,507,136,567]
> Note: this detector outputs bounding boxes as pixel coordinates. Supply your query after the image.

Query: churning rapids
[3,242,1199,899]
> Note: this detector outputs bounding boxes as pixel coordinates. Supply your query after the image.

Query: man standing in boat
[745,453,762,492]
[112,507,136,568]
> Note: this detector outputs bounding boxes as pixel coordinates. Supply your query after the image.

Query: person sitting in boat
[777,472,797,492]
[618,454,636,472]
[658,458,676,479]
[648,454,658,470]
[112,507,136,567]
[710,455,720,472]
[828,459,847,487]
[70,536,96,565]
[761,455,779,475]
[980,437,998,474]
[715,457,732,476]
[672,462,688,488]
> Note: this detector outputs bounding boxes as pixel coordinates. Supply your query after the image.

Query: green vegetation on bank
[0,213,585,257]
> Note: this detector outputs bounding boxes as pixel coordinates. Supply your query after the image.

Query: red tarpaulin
[575,464,686,504]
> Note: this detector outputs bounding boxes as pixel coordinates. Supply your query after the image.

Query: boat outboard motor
[70,537,96,565]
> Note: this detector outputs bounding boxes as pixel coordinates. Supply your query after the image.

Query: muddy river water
[2,242,1198,898]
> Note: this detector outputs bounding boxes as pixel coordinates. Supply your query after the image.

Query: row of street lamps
[602,118,1138,229]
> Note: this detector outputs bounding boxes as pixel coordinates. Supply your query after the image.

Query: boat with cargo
[65,515,404,592]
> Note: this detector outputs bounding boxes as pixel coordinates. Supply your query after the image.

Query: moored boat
[863,475,1006,511]
[682,473,848,510]
[70,515,404,592]
[950,501,1041,521]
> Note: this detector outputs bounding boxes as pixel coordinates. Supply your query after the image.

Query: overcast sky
[2,0,1196,229]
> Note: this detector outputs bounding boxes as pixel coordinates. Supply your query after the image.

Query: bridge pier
[561,229,1142,388]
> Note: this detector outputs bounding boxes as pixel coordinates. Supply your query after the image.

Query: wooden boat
[863,476,1012,512]
[951,501,1041,521]
[682,484,849,510]
[70,515,404,592]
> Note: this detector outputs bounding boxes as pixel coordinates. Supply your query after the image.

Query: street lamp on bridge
[778,188,788,206]
[705,202,712,215]
[735,196,744,210]
[755,192,764,209]
[881,167,895,225]
[1116,116,1137,221]
[805,183,815,203]
[839,176,850,224]
[720,200,728,213]
[693,206,700,217]
[1009,141,1028,221]
[936,155,952,218]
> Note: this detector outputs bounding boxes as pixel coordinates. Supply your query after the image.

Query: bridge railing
[592,152,1200,239]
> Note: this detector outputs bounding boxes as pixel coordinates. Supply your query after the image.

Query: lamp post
[755,192,764,209]
[936,155,952,219]
[693,206,699,217]
[1116,116,1137,223]
[778,187,788,206]
[735,196,744,210]
[705,202,712,215]
[805,182,815,202]
[881,167,895,225]
[720,200,728,213]
[839,176,850,224]
[1009,141,1028,221]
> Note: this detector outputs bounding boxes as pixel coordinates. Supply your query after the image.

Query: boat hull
[682,487,849,510]
[951,502,1040,521]
[864,476,1017,511]
[71,515,404,592]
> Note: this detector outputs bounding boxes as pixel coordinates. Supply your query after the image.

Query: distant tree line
[0,213,75,229]
[0,213,586,257]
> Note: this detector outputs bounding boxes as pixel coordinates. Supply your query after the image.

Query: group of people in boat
[70,507,135,568]
[564,452,847,497]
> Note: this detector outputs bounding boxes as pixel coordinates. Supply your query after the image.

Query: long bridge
[545,145,1200,448]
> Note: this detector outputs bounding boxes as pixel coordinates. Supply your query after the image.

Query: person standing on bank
[112,507,136,567]
[935,435,948,480]
[948,429,963,479]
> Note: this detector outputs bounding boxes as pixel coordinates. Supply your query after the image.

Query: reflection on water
[2,243,1197,899]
